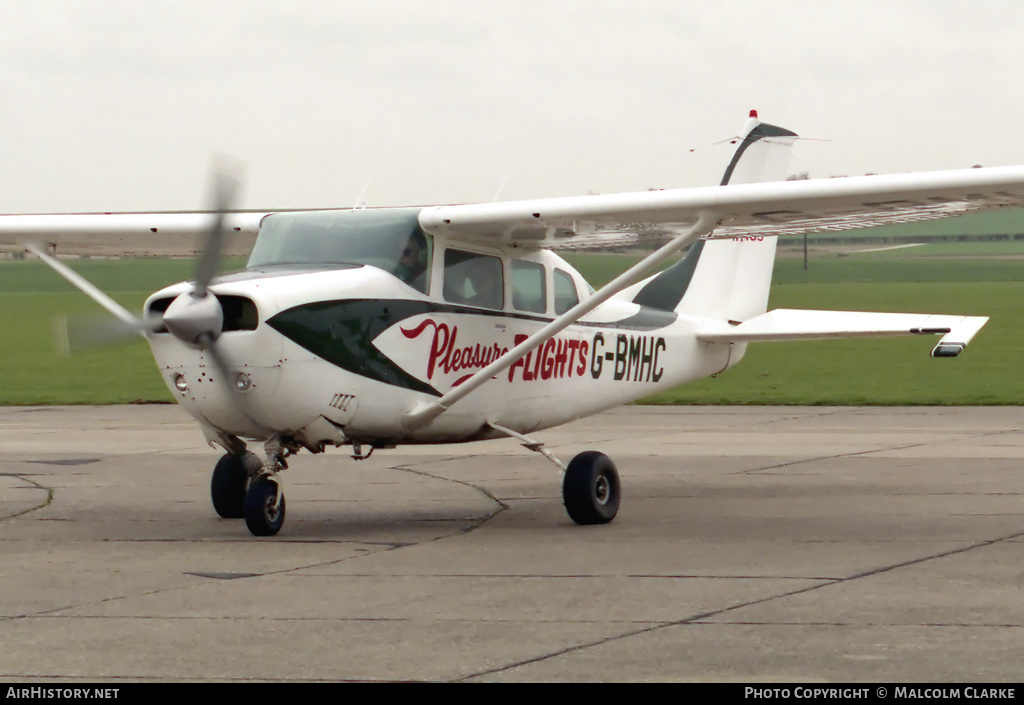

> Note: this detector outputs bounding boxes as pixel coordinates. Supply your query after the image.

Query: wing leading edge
[0,212,270,256]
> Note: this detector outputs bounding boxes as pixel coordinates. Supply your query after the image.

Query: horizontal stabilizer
[697,309,988,357]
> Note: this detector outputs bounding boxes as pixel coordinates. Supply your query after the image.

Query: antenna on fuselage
[354,177,372,209]
[491,161,517,202]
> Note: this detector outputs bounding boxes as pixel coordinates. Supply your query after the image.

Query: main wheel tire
[211,452,255,519]
[244,475,286,537]
[562,451,621,525]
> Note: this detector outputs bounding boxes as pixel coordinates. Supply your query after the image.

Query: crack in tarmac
[0,456,506,624]
[457,527,1024,681]
[735,427,1021,475]
[445,425,1024,681]
[4,414,1023,680]
[0,473,54,520]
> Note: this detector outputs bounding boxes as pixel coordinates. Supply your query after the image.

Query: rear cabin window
[554,269,580,314]
[511,260,546,314]
[443,249,504,310]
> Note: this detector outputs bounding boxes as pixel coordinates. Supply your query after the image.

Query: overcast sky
[2,0,1023,213]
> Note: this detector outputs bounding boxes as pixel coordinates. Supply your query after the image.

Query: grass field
[1,251,1021,405]
[866,242,1024,256]
[796,240,1024,257]
[804,207,1024,239]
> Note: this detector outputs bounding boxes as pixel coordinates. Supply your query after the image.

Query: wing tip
[930,343,966,358]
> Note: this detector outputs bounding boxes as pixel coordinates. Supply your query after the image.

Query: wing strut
[488,422,566,472]
[401,210,720,430]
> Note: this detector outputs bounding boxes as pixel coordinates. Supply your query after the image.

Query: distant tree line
[793,232,1024,245]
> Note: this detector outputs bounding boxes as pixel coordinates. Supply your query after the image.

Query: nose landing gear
[210,436,291,537]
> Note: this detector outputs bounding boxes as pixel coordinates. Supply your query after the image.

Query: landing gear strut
[487,423,622,526]
[243,436,289,537]
[210,437,291,536]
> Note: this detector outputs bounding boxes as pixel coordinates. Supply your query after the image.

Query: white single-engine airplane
[6,111,1024,536]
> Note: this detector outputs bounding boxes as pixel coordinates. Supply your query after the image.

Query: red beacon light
[749,109,758,118]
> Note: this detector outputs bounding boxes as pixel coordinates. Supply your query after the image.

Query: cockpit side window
[554,268,580,314]
[443,249,504,310]
[511,259,547,314]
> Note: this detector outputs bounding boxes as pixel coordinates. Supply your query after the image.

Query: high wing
[0,212,269,237]
[6,167,1024,251]
[0,212,269,254]
[418,165,1024,248]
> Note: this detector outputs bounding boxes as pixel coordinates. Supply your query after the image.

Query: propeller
[30,159,274,446]
[161,164,241,354]
[27,159,243,378]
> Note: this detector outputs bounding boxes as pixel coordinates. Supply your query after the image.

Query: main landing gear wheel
[562,451,621,525]
[210,451,257,519]
[244,475,286,536]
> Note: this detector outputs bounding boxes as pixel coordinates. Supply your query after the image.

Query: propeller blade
[192,158,243,299]
[202,338,233,383]
[25,242,147,334]
[52,312,165,355]
[161,158,245,348]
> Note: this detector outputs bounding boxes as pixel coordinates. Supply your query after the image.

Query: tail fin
[630,111,797,321]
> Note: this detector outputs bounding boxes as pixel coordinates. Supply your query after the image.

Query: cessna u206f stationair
[8,111,1024,536]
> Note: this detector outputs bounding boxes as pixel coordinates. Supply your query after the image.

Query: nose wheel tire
[244,476,286,536]
[211,452,257,519]
[562,451,620,525]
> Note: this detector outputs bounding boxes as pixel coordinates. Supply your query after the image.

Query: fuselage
[144,208,737,451]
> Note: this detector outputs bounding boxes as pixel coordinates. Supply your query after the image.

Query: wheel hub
[264,497,280,522]
[594,475,610,505]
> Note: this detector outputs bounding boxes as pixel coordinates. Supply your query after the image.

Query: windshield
[248,208,432,293]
